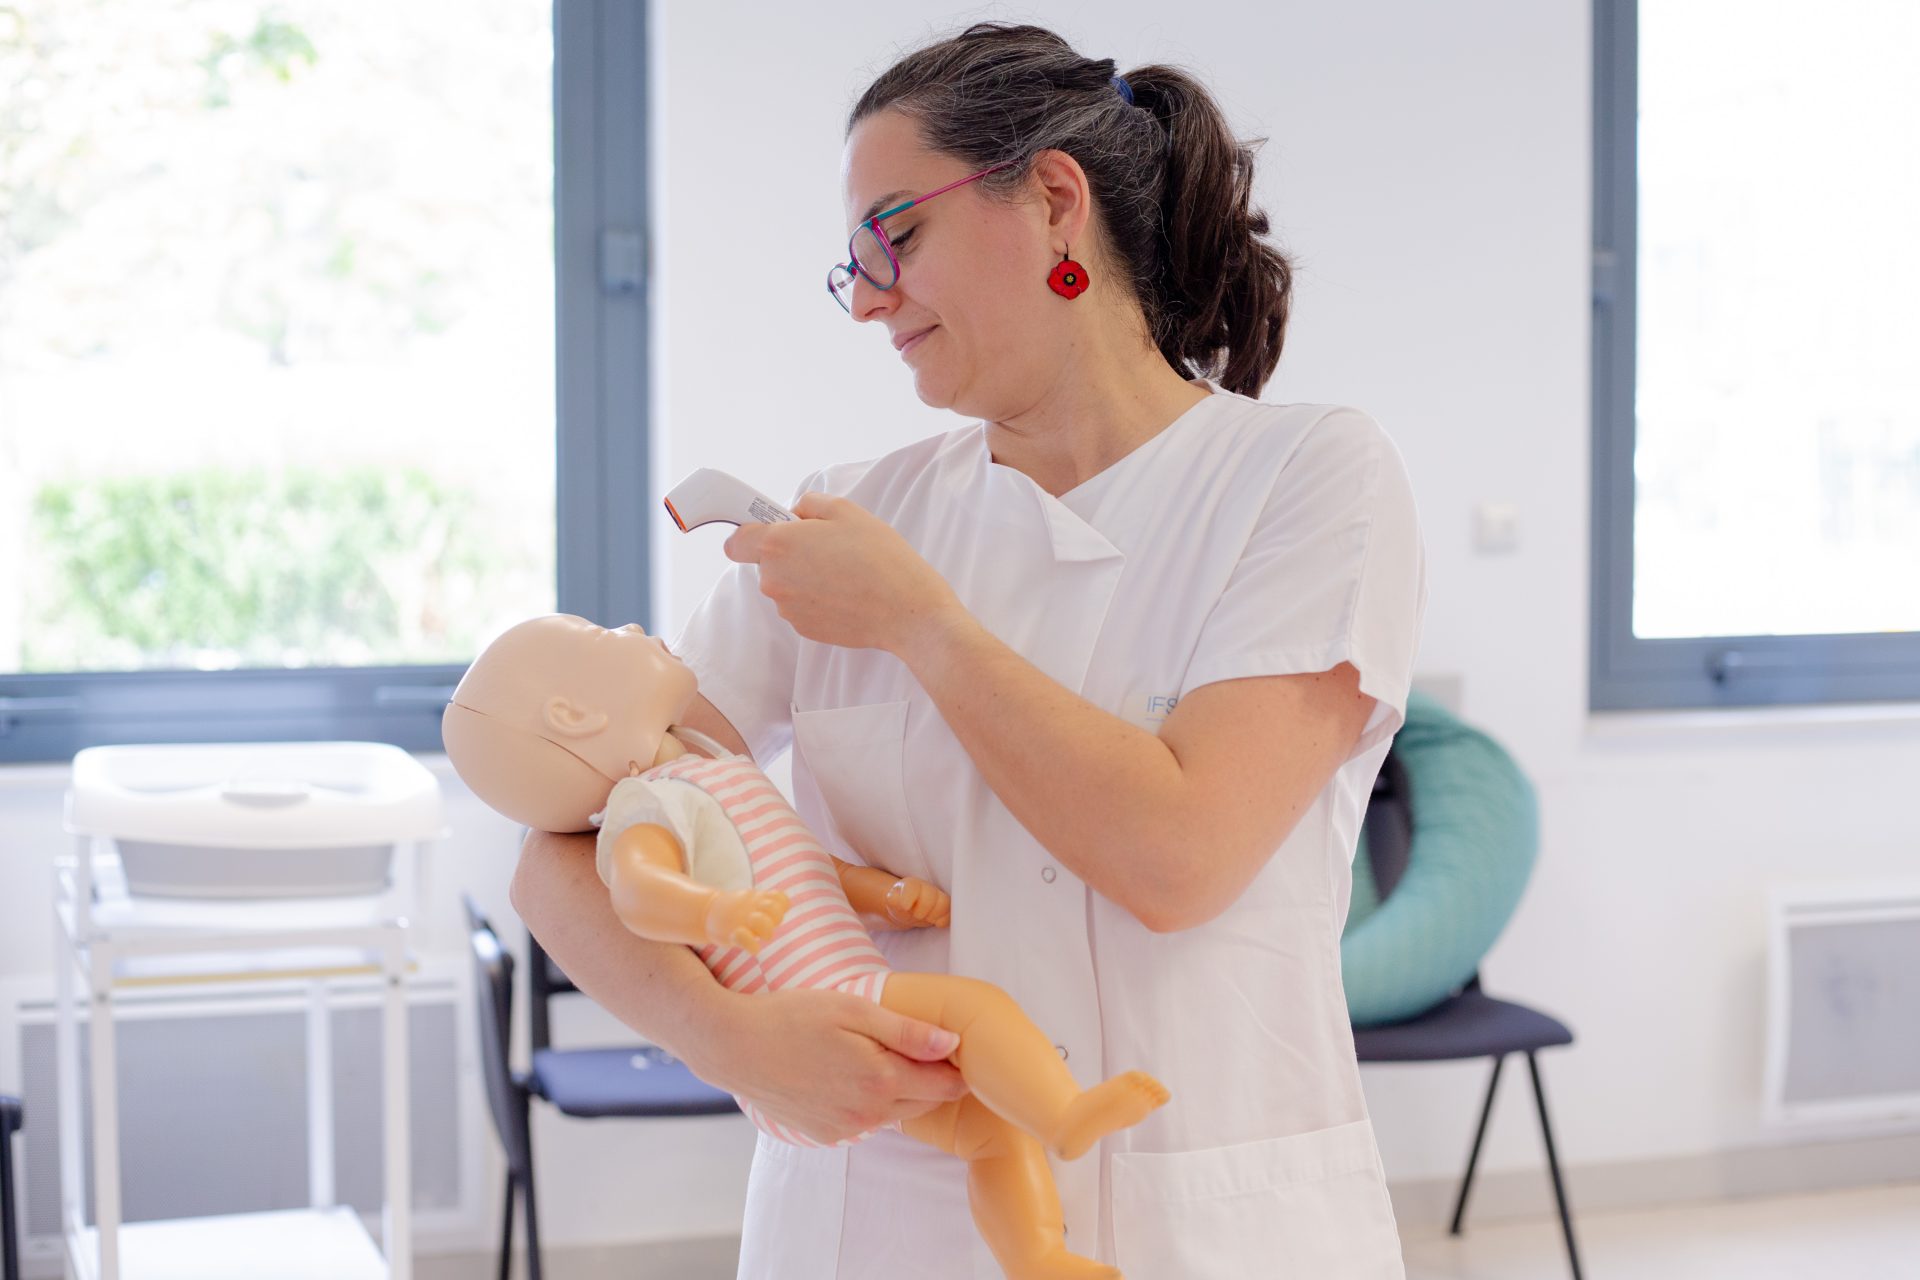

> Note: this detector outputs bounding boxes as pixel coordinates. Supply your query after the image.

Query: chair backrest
[462,895,530,1169]
[1362,747,1414,903]
[526,930,579,1055]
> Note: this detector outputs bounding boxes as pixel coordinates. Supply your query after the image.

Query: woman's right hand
[687,986,969,1146]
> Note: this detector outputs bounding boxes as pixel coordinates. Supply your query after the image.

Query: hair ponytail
[849,23,1294,397]
[1125,67,1291,396]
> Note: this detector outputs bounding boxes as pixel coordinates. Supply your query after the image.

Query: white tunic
[672,379,1426,1278]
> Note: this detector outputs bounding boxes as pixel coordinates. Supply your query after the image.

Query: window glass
[0,0,556,673]
[1635,1,1920,639]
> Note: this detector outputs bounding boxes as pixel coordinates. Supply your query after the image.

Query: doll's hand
[705,888,790,952]
[883,877,951,929]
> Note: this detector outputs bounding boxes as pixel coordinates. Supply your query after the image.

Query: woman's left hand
[723,493,963,655]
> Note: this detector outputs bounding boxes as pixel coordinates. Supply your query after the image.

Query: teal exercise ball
[1341,690,1538,1026]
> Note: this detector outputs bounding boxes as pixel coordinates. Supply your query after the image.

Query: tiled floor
[435,1182,1920,1278]
[1400,1182,1920,1279]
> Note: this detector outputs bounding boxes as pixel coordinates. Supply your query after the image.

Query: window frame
[1590,0,1920,711]
[0,0,654,763]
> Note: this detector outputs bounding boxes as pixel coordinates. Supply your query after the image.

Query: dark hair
[848,22,1293,398]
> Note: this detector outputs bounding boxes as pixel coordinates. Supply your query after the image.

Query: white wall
[646,0,1920,1206]
[3,0,1915,1259]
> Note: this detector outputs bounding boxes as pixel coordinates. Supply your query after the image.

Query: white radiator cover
[1,961,488,1277]
[1765,879,1920,1129]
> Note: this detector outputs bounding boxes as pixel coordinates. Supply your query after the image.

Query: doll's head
[441,614,698,833]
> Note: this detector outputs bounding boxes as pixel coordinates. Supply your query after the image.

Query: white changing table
[56,742,444,1280]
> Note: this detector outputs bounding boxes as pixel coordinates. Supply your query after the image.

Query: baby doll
[442,613,1168,1280]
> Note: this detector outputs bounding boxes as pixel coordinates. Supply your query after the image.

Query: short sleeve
[669,471,822,766]
[592,774,752,893]
[1179,408,1427,762]
[593,774,695,887]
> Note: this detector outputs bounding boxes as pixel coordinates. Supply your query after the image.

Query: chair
[1,1094,20,1280]
[463,896,737,1280]
[1348,717,1585,1280]
[525,927,570,1061]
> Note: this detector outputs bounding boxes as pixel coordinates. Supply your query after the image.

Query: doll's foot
[1009,1250,1121,1280]
[1048,1071,1170,1161]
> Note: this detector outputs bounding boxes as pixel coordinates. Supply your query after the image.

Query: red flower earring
[1047,248,1089,299]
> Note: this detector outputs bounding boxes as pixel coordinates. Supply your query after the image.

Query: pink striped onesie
[603,751,893,1146]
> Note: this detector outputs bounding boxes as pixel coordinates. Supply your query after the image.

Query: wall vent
[1765,880,1920,1128]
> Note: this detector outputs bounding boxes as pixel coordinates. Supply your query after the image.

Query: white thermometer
[663,468,796,532]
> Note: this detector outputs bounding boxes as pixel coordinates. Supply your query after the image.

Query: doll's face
[545,617,699,775]
[443,613,701,831]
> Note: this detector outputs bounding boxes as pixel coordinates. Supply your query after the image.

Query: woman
[513,22,1424,1278]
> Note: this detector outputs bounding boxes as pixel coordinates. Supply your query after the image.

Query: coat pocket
[790,700,927,876]
[1109,1119,1405,1279]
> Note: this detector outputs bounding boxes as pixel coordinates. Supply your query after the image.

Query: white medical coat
[673,380,1426,1278]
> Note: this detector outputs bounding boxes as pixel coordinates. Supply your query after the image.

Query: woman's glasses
[827,162,1012,315]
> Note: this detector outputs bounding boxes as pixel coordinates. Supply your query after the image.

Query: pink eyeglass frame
[827,161,1015,311]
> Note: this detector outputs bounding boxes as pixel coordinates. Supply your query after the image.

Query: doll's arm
[608,823,788,953]
[833,856,951,930]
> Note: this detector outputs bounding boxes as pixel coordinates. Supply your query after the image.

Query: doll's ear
[543,696,609,738]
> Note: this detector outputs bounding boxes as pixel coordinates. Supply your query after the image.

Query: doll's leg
[901,1096,1120,1280]
[882,973,1168,1161]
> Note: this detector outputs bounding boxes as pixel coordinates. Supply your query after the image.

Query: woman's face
[841,110,1071,419]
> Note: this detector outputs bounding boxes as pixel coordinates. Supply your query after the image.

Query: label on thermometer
[663,467,797,531]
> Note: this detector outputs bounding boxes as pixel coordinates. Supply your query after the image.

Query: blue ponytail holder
[1111,74,1134,106]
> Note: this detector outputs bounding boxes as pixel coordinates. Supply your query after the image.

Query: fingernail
[931,1030,960,1056]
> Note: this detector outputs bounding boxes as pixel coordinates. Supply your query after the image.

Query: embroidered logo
[1125,692,1181,727]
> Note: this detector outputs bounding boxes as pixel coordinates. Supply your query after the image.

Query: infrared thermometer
[663,468,796,532]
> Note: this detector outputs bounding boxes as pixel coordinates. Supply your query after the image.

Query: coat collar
[931,423,1124,564]
[944,379,1224,566]
[987,456,1126,564]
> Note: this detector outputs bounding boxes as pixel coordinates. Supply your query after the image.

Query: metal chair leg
[1,1105,18,1280]
[1449,1053,1505,1235]
[1526,1052,1585,1280]
[497,1171,515,1280]
[517,1089,542,1280]
[522,1164,544,1280]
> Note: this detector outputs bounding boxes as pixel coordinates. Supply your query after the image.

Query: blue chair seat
[1353,987,1573,1063]
[530,1045,738,1119]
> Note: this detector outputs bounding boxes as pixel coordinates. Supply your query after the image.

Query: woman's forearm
[897,612,1202,927]
[508,827,740,1071]
[509,825,970,1140]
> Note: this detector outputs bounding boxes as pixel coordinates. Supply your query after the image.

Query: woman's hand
[724,493,965,656]
[688,987,969,1145]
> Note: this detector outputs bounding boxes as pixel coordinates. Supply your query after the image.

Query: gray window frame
[1591,0,1920,711]
[0,0,654,763]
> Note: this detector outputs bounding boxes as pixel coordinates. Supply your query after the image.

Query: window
[1591,0,1920,709]
[0,0,654,761]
